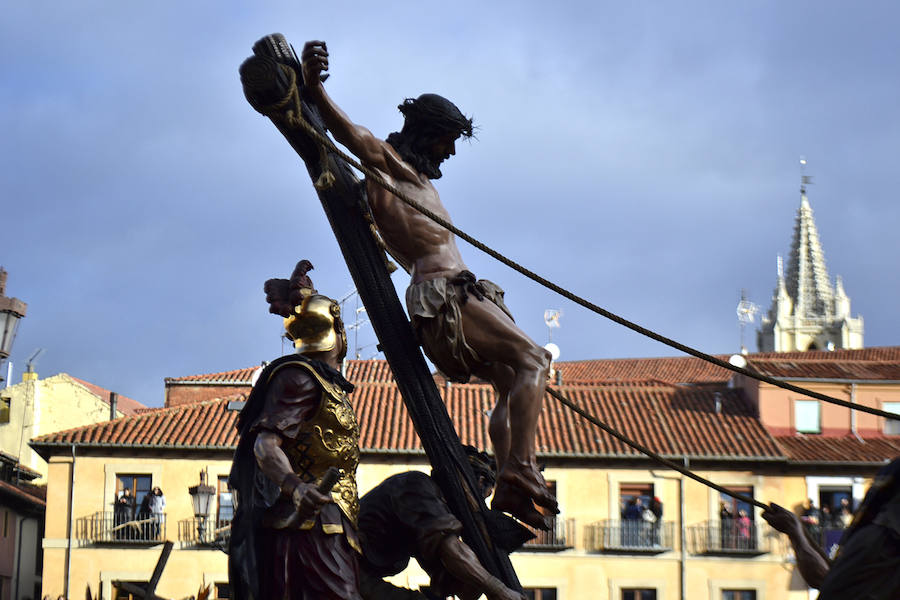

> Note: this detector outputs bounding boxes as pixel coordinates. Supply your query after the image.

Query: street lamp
[188,469,216,541]
[0,268,27,384]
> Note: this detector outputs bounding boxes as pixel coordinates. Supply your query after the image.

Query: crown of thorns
[399,94,474,138]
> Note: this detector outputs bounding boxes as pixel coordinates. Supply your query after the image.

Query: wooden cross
[238,34,527,593]
[111,541,173,600]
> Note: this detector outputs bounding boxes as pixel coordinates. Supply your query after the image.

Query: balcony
[584,520,673,554]
[178,518,231,551]
[519,518,575,552]
[76,512,166,545]
[686,520,768,556]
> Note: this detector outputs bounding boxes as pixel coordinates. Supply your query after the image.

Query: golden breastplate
[280,364,360,525]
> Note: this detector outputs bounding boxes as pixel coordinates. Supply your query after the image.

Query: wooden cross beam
[112,541,173,600]
[239,33,525,593]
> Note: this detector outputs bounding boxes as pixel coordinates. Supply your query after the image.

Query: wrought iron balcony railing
[76,512,167,545]
[584,519,673,553]
[686,520,769,556]
[178,517,231,550]
[519,518,575,552]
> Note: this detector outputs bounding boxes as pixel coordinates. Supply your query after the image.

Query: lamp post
[0,268,27,385]
[188,468,216,542]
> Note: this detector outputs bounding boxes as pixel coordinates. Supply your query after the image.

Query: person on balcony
[114,489,132,541]
[623,498,643,546]
[149,487,166,540]
[647,496,663,546]
[719,501,734,549]
[736,509,752,549]
[138,492,153,540]
[763,457,900,597]
[801,498,822,544]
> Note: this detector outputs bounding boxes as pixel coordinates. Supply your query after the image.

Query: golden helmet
[284,293,346,356]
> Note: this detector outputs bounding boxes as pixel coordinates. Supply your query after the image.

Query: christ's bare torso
[366,174,467,284]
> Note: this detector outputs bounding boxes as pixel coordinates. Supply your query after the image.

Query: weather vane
[800,156,813,194]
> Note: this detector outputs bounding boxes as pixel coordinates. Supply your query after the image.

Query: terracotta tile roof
[745,358,900,381]
[538,385,782,459]
[774,435,900,464]
[753,347,900,362]
[164,366,260,385]
[165,359,397,385]
[31,379,783,462]
[31,397,241,455]
[0,479,46,513]
[166,346,900,390]
[555,356,733,384]
[557,346,900,384]
[68,376,147,416]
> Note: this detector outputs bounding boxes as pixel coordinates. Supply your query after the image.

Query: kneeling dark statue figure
[357,447,526,600]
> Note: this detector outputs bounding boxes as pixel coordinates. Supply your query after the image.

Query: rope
[252,69,888,517]
[267,90,900,423]
[547,386,766,510]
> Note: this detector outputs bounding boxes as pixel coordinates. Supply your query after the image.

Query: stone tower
[757,186,864,352]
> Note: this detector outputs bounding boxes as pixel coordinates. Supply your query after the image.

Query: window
[524,589,556,600]
[619,483,653,517]
[795,400,821,434]
[215,582,231,599]
[116,474,152,518]
[622,590,656,600]
[722,591,756,600]
[719,487,755,550]
[217,476,234,525]
[883,402,900,435]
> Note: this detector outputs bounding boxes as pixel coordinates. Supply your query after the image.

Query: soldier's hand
[289,481,332,518]
[762,502,803,536]
[301,40,329,87]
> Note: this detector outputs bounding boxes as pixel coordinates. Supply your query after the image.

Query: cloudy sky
[2,2,898,406]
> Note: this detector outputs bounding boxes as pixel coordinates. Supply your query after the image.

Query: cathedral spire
[785,189,834,319]
[757,159,864,352]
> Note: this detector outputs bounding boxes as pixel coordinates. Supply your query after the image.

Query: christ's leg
[458,298,557,520]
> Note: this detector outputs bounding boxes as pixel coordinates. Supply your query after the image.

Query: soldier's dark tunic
[229,354,361,600]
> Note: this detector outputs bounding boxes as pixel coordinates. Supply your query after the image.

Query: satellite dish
[544,343,561,361]
[728,354,747,369]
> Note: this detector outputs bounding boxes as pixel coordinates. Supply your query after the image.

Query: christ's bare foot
[493,460,559,514]
[491,490,552,530]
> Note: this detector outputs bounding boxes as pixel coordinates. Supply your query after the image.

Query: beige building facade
[0,373,144,482]
[31,351,900,599]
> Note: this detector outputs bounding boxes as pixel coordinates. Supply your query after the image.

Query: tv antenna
[543,309,562,362]
[736,290,760,355]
